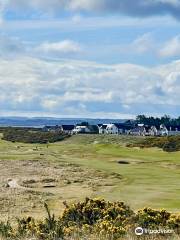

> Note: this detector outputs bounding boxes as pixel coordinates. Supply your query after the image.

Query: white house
[130,124,149,136]
[106,124,119,134]
[159,124,168,136]
[72,126,91,134]
[130,126,146,136]
[99,124,119,134]
[146,126,158,136]
[98,124,107,134]
[130,125,159,136]
[129,124,180,136]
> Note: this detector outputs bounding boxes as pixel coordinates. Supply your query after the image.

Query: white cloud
[131,33,154,54]
[41,91,113,110]
[159,35,180,58]
[121,33,180,59]
[0,56,179,117]
[36,40,81,55]
[0,35,82,59]
[117,33,156,55]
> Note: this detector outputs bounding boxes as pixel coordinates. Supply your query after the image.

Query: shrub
[0,221,13,238]
[2,128,70,144]
[0,199,179,240]
[129,136,180,152]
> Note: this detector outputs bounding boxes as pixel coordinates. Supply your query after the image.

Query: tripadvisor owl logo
[135,227,144,236]
[135,227,174,236]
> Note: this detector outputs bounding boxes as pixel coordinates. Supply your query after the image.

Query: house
[155,125,180,136]
[99,124,119,134]
[98,124,108,134]
[140,125,158,136]
[106,124,119,134]
[159,124,168,136]
[113,123,133,134]
[147,126,158,136]
[129,124,146,136]
[129,124,180,136]
[61,125,75,135]
[72,125,91,134]
[129,124,160,136]
[73,124,99,134]
[98,123,134,135]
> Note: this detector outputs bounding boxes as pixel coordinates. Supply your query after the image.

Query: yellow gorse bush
[0,198,179,239]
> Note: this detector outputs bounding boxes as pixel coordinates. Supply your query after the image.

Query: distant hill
[0,117,127,128]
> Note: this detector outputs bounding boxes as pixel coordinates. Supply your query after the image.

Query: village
[42,122,180,136]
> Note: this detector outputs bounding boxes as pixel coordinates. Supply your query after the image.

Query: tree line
[134,115,180,127]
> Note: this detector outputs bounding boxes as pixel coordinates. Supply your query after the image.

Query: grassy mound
[0,198,179,240]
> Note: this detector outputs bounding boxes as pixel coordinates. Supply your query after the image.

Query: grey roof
[62,125,75,131]
[101,124,108,129]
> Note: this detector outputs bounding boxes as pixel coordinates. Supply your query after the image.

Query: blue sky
[0,0,180,118]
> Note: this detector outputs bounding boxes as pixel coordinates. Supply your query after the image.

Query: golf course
[0,134,179,222]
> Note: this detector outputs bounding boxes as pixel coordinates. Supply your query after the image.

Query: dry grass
[0,157,118,222]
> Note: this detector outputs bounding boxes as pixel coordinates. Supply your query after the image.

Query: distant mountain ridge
[0,117,127,127]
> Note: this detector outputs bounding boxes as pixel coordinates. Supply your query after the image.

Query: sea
[0,117,127,128]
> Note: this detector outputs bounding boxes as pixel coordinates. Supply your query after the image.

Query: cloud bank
[0,56,179,117]
[2,0,180,20]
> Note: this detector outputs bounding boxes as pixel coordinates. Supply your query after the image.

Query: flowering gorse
[0,198,179,239]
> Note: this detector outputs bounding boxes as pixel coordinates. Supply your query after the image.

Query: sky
[0,0,180,119]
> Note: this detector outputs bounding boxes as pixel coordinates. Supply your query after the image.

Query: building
[61,125,75,134]
[72,125,91,134]
[106,124,119,134]
[159,124,168,136]
[99,124,119,134]
[130,126,146,136]
[98,124,107,134]
[147,126,158,136]
[114,123,133,134]
[129,124,146,136]
[99,123,134,135]
[42,122,180,137]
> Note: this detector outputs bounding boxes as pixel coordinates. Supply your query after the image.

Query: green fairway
[0,134,179,221]
[49,135,180,211]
